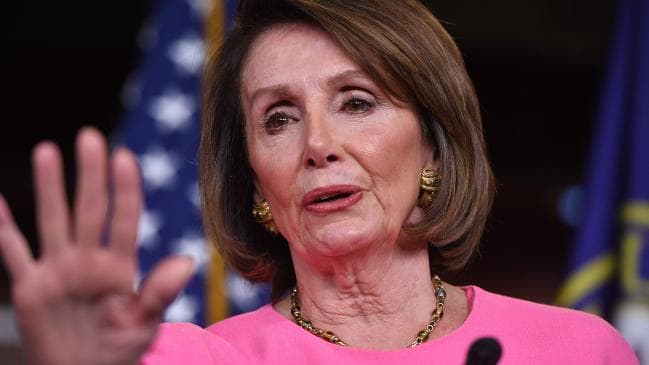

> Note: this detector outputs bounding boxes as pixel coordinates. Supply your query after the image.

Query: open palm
[0,128,193,365]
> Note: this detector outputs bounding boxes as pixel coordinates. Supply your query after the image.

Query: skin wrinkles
[241,23,466,349]
[305,251,431,320]
[248,70,386,123]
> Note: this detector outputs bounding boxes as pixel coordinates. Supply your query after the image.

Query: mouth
[313,191,353,203]
[302,185,363,213]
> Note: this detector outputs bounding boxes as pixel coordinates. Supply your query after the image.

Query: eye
[263,111,294,132]
[343,97,374,114]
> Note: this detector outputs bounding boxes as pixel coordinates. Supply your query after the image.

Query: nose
[302,110,341,168]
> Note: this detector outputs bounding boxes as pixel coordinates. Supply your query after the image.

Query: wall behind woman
[423,0,616,300]
[0,0,615,310]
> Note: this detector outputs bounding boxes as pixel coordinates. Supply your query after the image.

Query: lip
[302,184,363,213]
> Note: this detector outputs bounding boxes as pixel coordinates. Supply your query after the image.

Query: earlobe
[252,173,263,202]
[423,150,440,170]
[428,158,441,170]
[253,189,262,203]
[420,133,438,169]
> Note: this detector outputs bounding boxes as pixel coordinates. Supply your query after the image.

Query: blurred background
[2,0,647,362]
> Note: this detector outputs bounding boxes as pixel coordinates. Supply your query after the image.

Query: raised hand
[0,128,194,365]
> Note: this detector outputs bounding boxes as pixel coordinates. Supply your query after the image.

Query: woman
[0,0,638,364]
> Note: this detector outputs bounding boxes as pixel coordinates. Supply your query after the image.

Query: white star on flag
[164,293,199,322]
[139,148,179,190]
[137,209,163,249]
[147,90,195,132]
[120,0,271,325]
[167,34,205,74]
[227,273,264,312]
[171,233,209,272]
[186,182,201,211]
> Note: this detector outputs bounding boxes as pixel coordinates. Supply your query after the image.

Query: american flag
[115,0,269,326]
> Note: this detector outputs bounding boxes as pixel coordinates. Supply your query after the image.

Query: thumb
[137,255,195,321]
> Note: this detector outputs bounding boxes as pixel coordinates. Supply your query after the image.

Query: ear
[420,139,440,170]
[252,175,264,203]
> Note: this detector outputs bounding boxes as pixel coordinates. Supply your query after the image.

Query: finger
[73,127,109,248]
[0,194,34,278]
[137,256,194,320]
[33,141,71,255]
[108,148,142,257]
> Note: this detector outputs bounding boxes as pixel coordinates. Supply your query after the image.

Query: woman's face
[241,23,434,264]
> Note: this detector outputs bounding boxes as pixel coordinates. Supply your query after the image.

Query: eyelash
[263,111,294,132]
[261,94,377,132]
[342,96,374,114]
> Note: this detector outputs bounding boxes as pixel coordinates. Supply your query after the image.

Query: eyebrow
[326,69,369,88]
[249,85,292,108]
[248,69,370,106]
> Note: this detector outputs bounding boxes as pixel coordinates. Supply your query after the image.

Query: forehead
[241,23,361,96]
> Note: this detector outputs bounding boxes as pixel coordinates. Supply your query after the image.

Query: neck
[286,241,438,349]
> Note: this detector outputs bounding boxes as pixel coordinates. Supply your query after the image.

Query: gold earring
[417,168,441,209]
[252,199,278,234]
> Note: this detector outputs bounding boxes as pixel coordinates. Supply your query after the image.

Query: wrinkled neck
[287,240,438,349]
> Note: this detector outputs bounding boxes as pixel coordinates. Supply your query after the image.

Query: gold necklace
[290,275,446,348]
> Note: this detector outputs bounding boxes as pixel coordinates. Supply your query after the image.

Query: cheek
[359,121,426,213]
[248,140,300,211]
[363,124,426,181]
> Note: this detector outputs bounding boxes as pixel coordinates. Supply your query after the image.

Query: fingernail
[79,125,99,135]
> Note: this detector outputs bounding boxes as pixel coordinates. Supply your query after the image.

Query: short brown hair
[200,0,494,300]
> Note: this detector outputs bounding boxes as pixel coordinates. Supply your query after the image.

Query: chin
[303,220,387,258]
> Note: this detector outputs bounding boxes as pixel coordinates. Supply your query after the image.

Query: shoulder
[473,286,616,332]
[206,303,286,341]
[140,305,319,364]
[140,322,248,364]
[466,286,638,364]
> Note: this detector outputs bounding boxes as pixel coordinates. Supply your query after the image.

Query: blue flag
[556,0,649,358]
[115,0,269,326]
